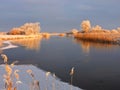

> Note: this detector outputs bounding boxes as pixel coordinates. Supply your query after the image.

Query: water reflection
[74,38,119,53]
[11,37,42,51]
[0,41,3,53]
[0,41,3,48]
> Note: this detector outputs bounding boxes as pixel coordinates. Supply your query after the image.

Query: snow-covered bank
[0,65,82,90]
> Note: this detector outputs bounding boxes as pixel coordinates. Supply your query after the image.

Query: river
[1,36,120,90]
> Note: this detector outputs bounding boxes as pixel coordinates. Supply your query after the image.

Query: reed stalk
[70,67,75,90]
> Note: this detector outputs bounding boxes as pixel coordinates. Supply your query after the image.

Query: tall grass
[1,54,21,90]
[1,54,40,90]
[74,33,120,44]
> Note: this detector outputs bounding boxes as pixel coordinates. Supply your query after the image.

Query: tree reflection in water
[11,37,43,51]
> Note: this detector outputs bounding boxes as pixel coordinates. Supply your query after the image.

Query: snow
[1,41,18,50]
[0,65,82,90]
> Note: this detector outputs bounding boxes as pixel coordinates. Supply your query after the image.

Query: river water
[1,36,120,90]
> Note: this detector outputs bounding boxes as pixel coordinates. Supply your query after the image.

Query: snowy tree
[81,20,91,33]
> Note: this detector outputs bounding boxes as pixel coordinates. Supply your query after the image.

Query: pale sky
[0,0,120,32]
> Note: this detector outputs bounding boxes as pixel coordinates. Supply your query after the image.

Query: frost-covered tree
[8,22,41,35]
[81,20,91,33]
[92,25,102,31]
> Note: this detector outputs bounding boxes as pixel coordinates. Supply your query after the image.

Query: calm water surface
[1,36,120,90]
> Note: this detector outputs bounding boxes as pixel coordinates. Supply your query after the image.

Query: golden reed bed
[74,33,120,44]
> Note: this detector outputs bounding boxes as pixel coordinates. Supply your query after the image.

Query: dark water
[1,36,120,90]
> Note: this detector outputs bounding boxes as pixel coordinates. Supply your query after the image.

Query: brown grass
[1,54,20,90]
[74,33,120,44]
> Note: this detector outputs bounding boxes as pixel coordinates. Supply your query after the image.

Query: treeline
[70,20,120,34]
[80,20,120,33]
[7,22,40,35]
[73,20,120,44]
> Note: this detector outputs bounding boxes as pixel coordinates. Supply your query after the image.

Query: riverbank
[0,32,66,41]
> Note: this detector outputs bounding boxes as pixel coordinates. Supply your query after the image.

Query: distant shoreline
[0,32,66,40]
[0,34,42,40]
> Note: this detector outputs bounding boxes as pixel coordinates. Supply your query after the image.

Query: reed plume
[70,67,75,85]
[70,67,75,90]
[1,54,21,90]
[1,54,8,63]
[27,69,40,90]
[14,70,19,80]
[11,61,19,67]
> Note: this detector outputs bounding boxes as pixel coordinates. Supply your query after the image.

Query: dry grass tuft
[70,67,75,85]
[1,54,8,63]
[27,69,35,80]
[27,69,40,90]
[70,67,75,90]
[1,54,22,90]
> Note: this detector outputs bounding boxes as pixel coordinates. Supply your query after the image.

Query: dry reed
[70,67,75,85]
[74,33,120,44]
[1,54,21,90]
[27,69,40,90]
[70,67,75,90]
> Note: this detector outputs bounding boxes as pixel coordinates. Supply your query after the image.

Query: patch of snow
[0,41,18,50]
[0,65,82,90]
